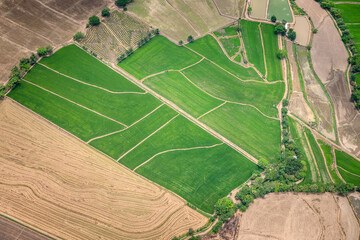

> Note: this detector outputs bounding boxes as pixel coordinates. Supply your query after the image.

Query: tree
[276,49,287,59]
[214,197,235,221]
[115,0,131,7]
[102,7,110,17]
[30,53,37,65]
[271,15,277,22]
[274,24,286,36]
[287,28,296,41]
[248,6,252,14]
[89,16,100,26]
[37,47,47,57]
[187,35,194,43]
[73,32,84,41]
[258,158,269,169]
[154,28,160,35]
[46,46,53,55]
[178,40,183,45]
[188,228,195,236]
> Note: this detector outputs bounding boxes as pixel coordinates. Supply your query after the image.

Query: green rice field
[267,0,293,23]
[335,150,360,177]
[335,4,360,23]
[318,141,343,184]
[219,37,241,57]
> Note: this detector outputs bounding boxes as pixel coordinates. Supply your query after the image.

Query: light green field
[332,0,360,1]
[137,144,258,213]
[261,23,283,81]
[90,104,177,159]
[288,117,318,183]
[24,64,160,126]
[188,35,262,80]
[335,150,360,176]
[119,115,221,170]
[267,0,293,23]
[347,24,360,51]
[143,71,223,118]
[338,168,360,185]
[319,141,343,184]
[8,81,123,141]
[182,59,284,117]
[336,4,360,23]
[240,20,266,76]
[234,54,242,63]
[219,37,241,57]
[305,129,332,183]
[201,103,281,162]
[214,25,238,37]
[119,36,202,79]
[40,45,140,92]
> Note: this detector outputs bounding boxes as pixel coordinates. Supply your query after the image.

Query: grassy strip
[143,71,223,118]
[234,54,242,63]
[90,104,177,159]
[40,45,140,92]
[120,115,221,170]
[304,128,332,183]
[119,36,202,79]
[267,0,293,22]
[213,25,238,37]
[335,150,360,176]
[8,81,123,141]
[182,59,284,117]
[136,144,258,213]
[335,4,360,23]
[201,103,281,162]
[240,20,266,76]
[219,37,241,57]
[188,35,262,80]
[318,140,343,184]
[338,168,360,185]
[24,64,160,125]
[261,23,283,81]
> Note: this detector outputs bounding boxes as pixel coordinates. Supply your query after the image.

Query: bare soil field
[287,41,315,123]
[295,0,327,28]
[293,16,311,46]
[213,0,244,18]
[0,98,207,240]
[127,0,232,42]
[249,0,268,19]
[0,215,52,240]
[349,192,360,220]
[0,0,112,84]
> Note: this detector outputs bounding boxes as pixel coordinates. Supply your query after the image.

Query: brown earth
[0,98,207,240]
[348,192,360,220]
[249,0,268,19]
[0,215,52,240]
[293,15,311,46]
[213,0,244,18]
[0,0,112,85]
[295,0,327,28]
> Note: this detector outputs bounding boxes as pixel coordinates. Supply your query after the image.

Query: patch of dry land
[249,0,268,19]
[237,193,359,240]
[213,0,244,18]
[293,15,311,46]
[0,98,207,240]
[0,0,112,84]
[127,0,232,42]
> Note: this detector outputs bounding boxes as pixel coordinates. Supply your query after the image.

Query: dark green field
[319,141,343,184]
[335,4,360,23]
[335,150,360,176]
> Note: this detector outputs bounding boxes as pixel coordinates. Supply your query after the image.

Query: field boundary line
[87,103,165,143]
[39,63,146,94]
[22,79,128,127]
[180,57,205,71]
[179,72,279,120]
[102,22,127,49]
[337,166,360,178]
[317,137,334,183]
[117,114,179,162]
[304,129,322,180]
[332,148,347,183]
[133,143,224,171]
[210,0,238,20]
[33,0,80,24]
[197,102,227,119]
[0,36,32,52]
[258,23,268,80]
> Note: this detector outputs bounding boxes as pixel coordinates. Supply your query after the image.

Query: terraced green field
[213,25,238,37]
[119,36,202,79]
[240,20,266,76]
[319,141,343,184]
[261,23,283,81]
[347,24,360,51]
[335,4,360,23]
[219,37,241,57]
[335,150,360,176]
[267,0,293,23]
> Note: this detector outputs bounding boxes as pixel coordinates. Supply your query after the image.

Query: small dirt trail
[39,63,146,94]
[87,103,165,143]
[180,57,205,71]
[317,137,334,183]
[33,0,80,25]
[333,1,360,4]
[133,143,224,171]
[22,79,128,127]
[301,198,325,240]
[117,114,179,162]
[0,36,31,52]
[210,0,238,20]
[338,166,360,178]
[304,129,322,180]
[102,22,127,49]
[332,148,347,183]
[197,102,226,119]
[332,195,347,240]
[258,23,268,80]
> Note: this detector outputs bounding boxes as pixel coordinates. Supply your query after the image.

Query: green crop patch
[338,168,360,185]
[119,115,221,170]
[201,103,281,162]
[91,104,177,159]
[40,45,140,92]
[188,35,262,80]
[219,37,241,57]
[336,4,360,23]
[260,23,283,81]
[182,59,284,117]
[240,20,266,76]
[24,64,160,126]
[143,71,223,118]
[119,36,202,79]
[8,81,123,141]
[319,141,343,184]
[267,0,293,23]
[335,150,360,176]
[213,25,238,37]
[136,144,258,213]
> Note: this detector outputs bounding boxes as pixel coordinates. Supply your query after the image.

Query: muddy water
[250,0,268,19]
[293,15,311,46]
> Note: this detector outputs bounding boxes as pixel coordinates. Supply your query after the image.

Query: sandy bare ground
[0,0,112,85]
[249,0,268,19]
[293,16,311,46]
[287,41,315,123]
[348,192,360,221]
[237,193,359,240]
[295,0,327,28]
[0,99,207,240]
[213,0,244,18]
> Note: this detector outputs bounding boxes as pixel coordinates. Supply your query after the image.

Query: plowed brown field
[0,98,207,240]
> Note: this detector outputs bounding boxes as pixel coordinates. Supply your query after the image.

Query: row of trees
[274,23,297,41]
[316,0,360,109]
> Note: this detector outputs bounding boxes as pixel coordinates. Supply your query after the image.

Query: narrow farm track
[258,23,268,80]
[301,198,325,240]
[210,0,238,20]
[304,129,322,180]
[102,22,127,49]
[22,79,128,127]
[33,0,80,24]
[39,63,146,94]
[133,143,224,171]
[0,35,31,52]
[332,148,347,183]
[197,102,227,119]
[338,167,360,178]
[117,115,180,162]
[333,1,360,4]
[317,138,335,183]
[87,103,165,143]
[180,57,205,71]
